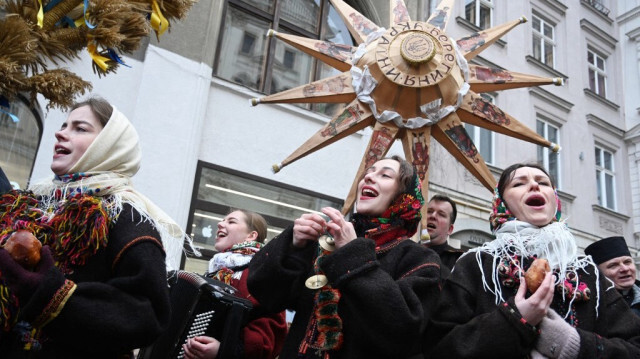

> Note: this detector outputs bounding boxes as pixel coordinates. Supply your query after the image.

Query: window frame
[594,145,616,210]
[0,94,44,189]
[464,0,493,29]
[536,117,561,189]
[587,48,607,98]
[531,13,556,68]
[213,0,332,96]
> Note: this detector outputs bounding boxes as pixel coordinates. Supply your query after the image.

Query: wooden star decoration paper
[251,0,562,239]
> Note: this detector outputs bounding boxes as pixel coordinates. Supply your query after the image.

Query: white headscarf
[30,106,192,271]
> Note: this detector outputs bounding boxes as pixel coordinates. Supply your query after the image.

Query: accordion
[138,270,253,359]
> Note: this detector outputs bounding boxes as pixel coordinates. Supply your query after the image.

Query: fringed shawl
[468,186,601,317]
[29,106,193,271]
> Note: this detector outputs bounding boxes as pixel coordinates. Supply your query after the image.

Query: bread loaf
[524,258,550,293]
[4,230,42,270]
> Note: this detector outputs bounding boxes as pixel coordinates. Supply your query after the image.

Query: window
[536,118,560,188]
[240,32,256,55]
[465,0,493,29]
[0,96,43,190]
[595,146,616,210]
[311,3,355,117]
[214,0,354,104]
[184,163,343,272]
[532,14,555,67]
[429,0,439,14]
[587,49,606,97]
[464,94,494,164]
[283,49,296,69]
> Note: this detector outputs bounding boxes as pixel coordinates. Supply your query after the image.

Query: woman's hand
[0,246,55,303]
[292,213,327,248]
[322,207,357,250]
[183,336,220,359]
[514,271,554,326]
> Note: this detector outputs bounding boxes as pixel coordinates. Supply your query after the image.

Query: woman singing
[0,97,180,358]
[248,156,445,359]
[425,163,640,359]
[183,209,287,359]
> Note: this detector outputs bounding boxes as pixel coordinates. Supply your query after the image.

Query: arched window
[0,95,43,189]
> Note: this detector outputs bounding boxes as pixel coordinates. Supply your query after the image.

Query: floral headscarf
[300,163,424,355]
[351,166,424,246]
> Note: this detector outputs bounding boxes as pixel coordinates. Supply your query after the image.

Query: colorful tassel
[0,280,19,335]
[47,194,109,272]
[0,191,110,344]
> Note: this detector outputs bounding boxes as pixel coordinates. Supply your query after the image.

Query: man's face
[598,255,637,291]
[426,200,454,246]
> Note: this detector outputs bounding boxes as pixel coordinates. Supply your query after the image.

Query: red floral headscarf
[351,166,424,246]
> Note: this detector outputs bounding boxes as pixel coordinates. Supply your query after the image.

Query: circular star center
[401,32,436,64]
[374,22,457,88]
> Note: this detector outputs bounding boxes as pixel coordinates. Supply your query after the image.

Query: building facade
[619,0,640,254]
[3,0,637,271]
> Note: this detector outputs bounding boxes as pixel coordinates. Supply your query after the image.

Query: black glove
[0,246,55,303]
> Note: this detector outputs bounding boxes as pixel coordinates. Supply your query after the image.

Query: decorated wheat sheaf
[0,0,197,110]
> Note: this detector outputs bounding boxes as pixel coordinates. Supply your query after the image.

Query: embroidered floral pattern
[497,254,591,306]
[558,272,591,301]
[497,255,524,289]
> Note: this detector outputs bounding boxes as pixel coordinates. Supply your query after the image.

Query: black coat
[425,252,640,359]
[620,281,640,318]
[2,203,171,359]
[426,242,465,274]
[247,226,445,359]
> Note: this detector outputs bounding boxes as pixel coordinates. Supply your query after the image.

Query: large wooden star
[251,0,562,239]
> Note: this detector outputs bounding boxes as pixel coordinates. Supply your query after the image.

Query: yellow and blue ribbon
[41,0,94,29]
[82,0,96,29]
[106,49,131,68]
[87,40,111,71]
[150,0,169,37]
[43,0,77,28]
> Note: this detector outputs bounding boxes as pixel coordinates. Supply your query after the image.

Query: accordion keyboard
[177,310,216,359]
[136,271,252,359]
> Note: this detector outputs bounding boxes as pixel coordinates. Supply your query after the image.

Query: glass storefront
[0,96,43,189]
[184,162,342,273]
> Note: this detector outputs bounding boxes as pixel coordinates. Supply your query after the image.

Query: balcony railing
[584,0,610,17]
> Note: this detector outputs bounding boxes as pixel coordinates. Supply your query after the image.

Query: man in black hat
[585,236,640,316]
